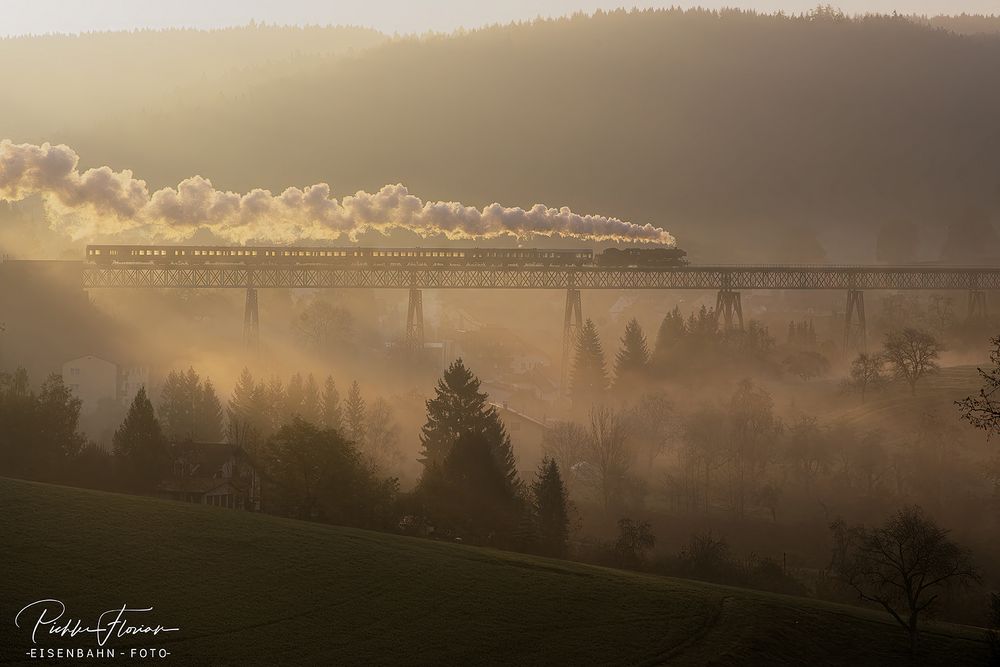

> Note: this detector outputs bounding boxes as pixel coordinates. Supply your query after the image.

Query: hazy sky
[1,1,997,37]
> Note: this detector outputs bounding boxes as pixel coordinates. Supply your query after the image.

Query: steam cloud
[0,141,675,245]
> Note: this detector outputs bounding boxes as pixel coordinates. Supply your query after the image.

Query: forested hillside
[0,25,385,142]
[4,10,1000,261]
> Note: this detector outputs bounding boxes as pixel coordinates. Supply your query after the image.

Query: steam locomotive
[85,245,688,268]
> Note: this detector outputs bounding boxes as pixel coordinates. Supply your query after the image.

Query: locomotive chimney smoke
[0,141,675,245]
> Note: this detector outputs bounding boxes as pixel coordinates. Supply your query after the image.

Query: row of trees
[570,309,802,411]
[223,369,401,474]
[548,371,978,524]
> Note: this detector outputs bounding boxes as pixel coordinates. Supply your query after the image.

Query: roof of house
[63,354,116,367]
[491,402,548,430]
[171,442,249,474]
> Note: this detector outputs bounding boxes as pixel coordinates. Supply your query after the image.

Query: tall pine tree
[570,319,608,409]
[301,374,321,425]
[344,380,367,445]
[285,373,305,422]
[158,368,200,441]
[227,368,264,450]
[320,375,343,431]
[532,457,570,558]
[424,430,521,544]
[652,307,686,371]
[419,359,515,478]
[196,378,224,442]
[613,318,650,388]
[113,387,168,485]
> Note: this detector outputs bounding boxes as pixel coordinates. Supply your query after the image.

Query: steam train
[85,245,688,268]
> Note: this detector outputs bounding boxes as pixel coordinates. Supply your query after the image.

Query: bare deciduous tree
[586,406,632,511]
[541,421,589,470]
[830,506,978,655]
[681,405,728,513]
[727,380,781,518]
[845,352,887,402]
[958,335,1000,438]
[882,328,943,395]
[626,392,675,469]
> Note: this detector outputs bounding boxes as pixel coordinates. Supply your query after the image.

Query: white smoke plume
[0,140,675,245]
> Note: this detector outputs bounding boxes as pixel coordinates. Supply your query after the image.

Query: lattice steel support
[844,289,867,353]
[561,288,584,394]
[243,287,259,354]
[715,289,744,331]
[968,290,988,322]
[406,287,425,349]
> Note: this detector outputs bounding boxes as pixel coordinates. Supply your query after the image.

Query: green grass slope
[0,478,988,665]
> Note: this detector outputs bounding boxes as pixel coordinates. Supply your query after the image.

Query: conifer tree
[614,318,650,387]
[227,368,263,449]
[424,430,522,545]
[364,397,402,472]
[302,373,321,425]
[228,368,257,421]
[570,319,608,409]
[418,358,515,476]
[532,457,570,557]
[113,387,168,484]
[263,376,285,433]
[158,368,201,441]
[345,380,367,445]
[320,375,343,431]
[652,307,686,371]
[285,372,305,421]
[196,378,224,442]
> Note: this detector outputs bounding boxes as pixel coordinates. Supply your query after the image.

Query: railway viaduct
[76,261,1000,389]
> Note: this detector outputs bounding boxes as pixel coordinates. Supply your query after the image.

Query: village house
[157,442,262,511]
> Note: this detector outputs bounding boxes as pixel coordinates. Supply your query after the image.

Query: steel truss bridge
[80,262,999,389]
[81,264,1000,291]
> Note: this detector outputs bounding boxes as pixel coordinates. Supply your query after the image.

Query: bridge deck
[78,263,1000,290]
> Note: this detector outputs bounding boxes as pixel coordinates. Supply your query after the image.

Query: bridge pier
[243,287,259,354]
[968,289,988,322]
[843,289,866,353]
[715,289,744,331]
[561,287,583,394]
[406,287,425,349]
